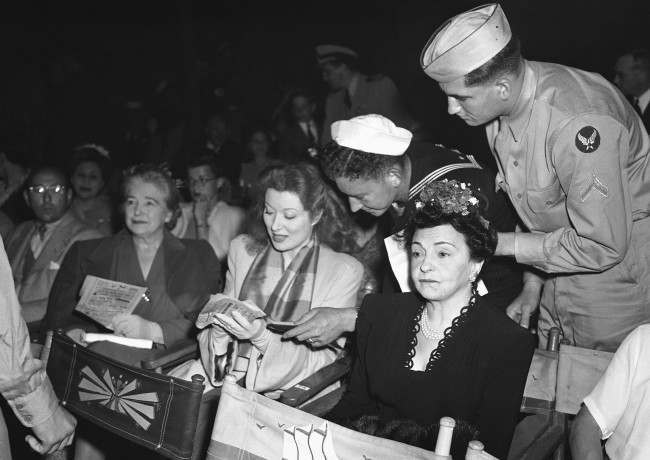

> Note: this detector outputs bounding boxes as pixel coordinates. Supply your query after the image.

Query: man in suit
[316,44,417,144]
[277,89,321,163]
[5,166,102,328]
[614,49,650,132]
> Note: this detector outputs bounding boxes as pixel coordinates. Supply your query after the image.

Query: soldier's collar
[501,60,536,143]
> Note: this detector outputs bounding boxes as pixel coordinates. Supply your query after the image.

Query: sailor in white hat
[316,44,417,144]
[421,3,650,352]
[283,114,524,345]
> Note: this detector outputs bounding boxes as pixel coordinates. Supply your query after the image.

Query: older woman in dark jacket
[43,164,222,365]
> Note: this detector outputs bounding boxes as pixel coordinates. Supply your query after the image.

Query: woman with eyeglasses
[171,154,246,261]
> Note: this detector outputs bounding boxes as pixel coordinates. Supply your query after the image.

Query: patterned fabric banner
[207,376,438,459]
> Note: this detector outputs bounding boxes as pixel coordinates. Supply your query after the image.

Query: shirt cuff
[251,329,272,354]
[8,372,59,427]
[514,231,547,265]
[583,396,613,440]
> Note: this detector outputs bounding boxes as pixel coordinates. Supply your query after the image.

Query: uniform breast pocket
[526,180,564,213]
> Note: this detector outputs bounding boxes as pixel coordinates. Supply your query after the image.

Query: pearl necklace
[420,309,446,341]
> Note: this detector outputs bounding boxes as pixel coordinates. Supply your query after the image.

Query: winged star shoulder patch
[575,126,600,153]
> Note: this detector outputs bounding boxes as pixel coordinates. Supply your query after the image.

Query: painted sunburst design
[77,366,159,430]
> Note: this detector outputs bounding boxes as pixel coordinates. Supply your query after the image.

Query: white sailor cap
[331,114,413,156]
[316,44,359,65]
[420,3,511,83]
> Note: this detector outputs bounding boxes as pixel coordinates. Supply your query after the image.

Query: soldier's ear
[494,75,514,101]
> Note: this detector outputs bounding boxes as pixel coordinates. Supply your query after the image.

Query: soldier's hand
[26,404,76,454]
[506,282,542,330]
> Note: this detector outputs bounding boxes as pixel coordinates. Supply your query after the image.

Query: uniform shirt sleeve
[0,238,59,427]
[515,114,633,273]
[582,325,646,438]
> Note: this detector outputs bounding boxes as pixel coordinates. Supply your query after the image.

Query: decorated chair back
[46,331,205,460]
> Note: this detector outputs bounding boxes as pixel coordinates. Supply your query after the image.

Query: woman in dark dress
[328,180,534,459]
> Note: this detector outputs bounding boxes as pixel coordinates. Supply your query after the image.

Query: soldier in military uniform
[420,4,650,351]
[316,44,417,144]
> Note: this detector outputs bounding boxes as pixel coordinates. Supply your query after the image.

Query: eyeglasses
[28,184,67,195]
[189,177,216,187]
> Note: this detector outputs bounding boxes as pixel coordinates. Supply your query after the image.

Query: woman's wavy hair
[245,162,359,254]
[405,199,497,262]
[121,163,181,217]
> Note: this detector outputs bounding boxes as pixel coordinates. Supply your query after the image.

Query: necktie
[37,223,47,241]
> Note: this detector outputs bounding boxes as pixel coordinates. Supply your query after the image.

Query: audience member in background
[5,166,101,328]
[204,112,243,184]
[614,49,650,131]
[240,127,278,199]
[44,163,222,460]
[0,153,31,239]
[571,323,650,459]
[0,238,76,459]
[327,180,534,459]
[172,155,245,262]
[68,144,114,235]
[277,89,321,163]
[316,44,417,144]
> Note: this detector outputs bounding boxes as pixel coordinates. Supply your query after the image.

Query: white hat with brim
[331,114,413,156]
[420,3,511,83]
[316,44,359,65]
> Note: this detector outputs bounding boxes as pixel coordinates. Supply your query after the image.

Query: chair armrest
[141,339,199,371]
[279,353,352,407]
[298,386,346,417]
[27,320,43,343]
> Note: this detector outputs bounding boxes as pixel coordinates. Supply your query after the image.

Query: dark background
[0,0,647,168]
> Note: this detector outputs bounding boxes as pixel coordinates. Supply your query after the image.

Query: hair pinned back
[121,163,180,215]
[71,143,113,183]
[408,179,496,261]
